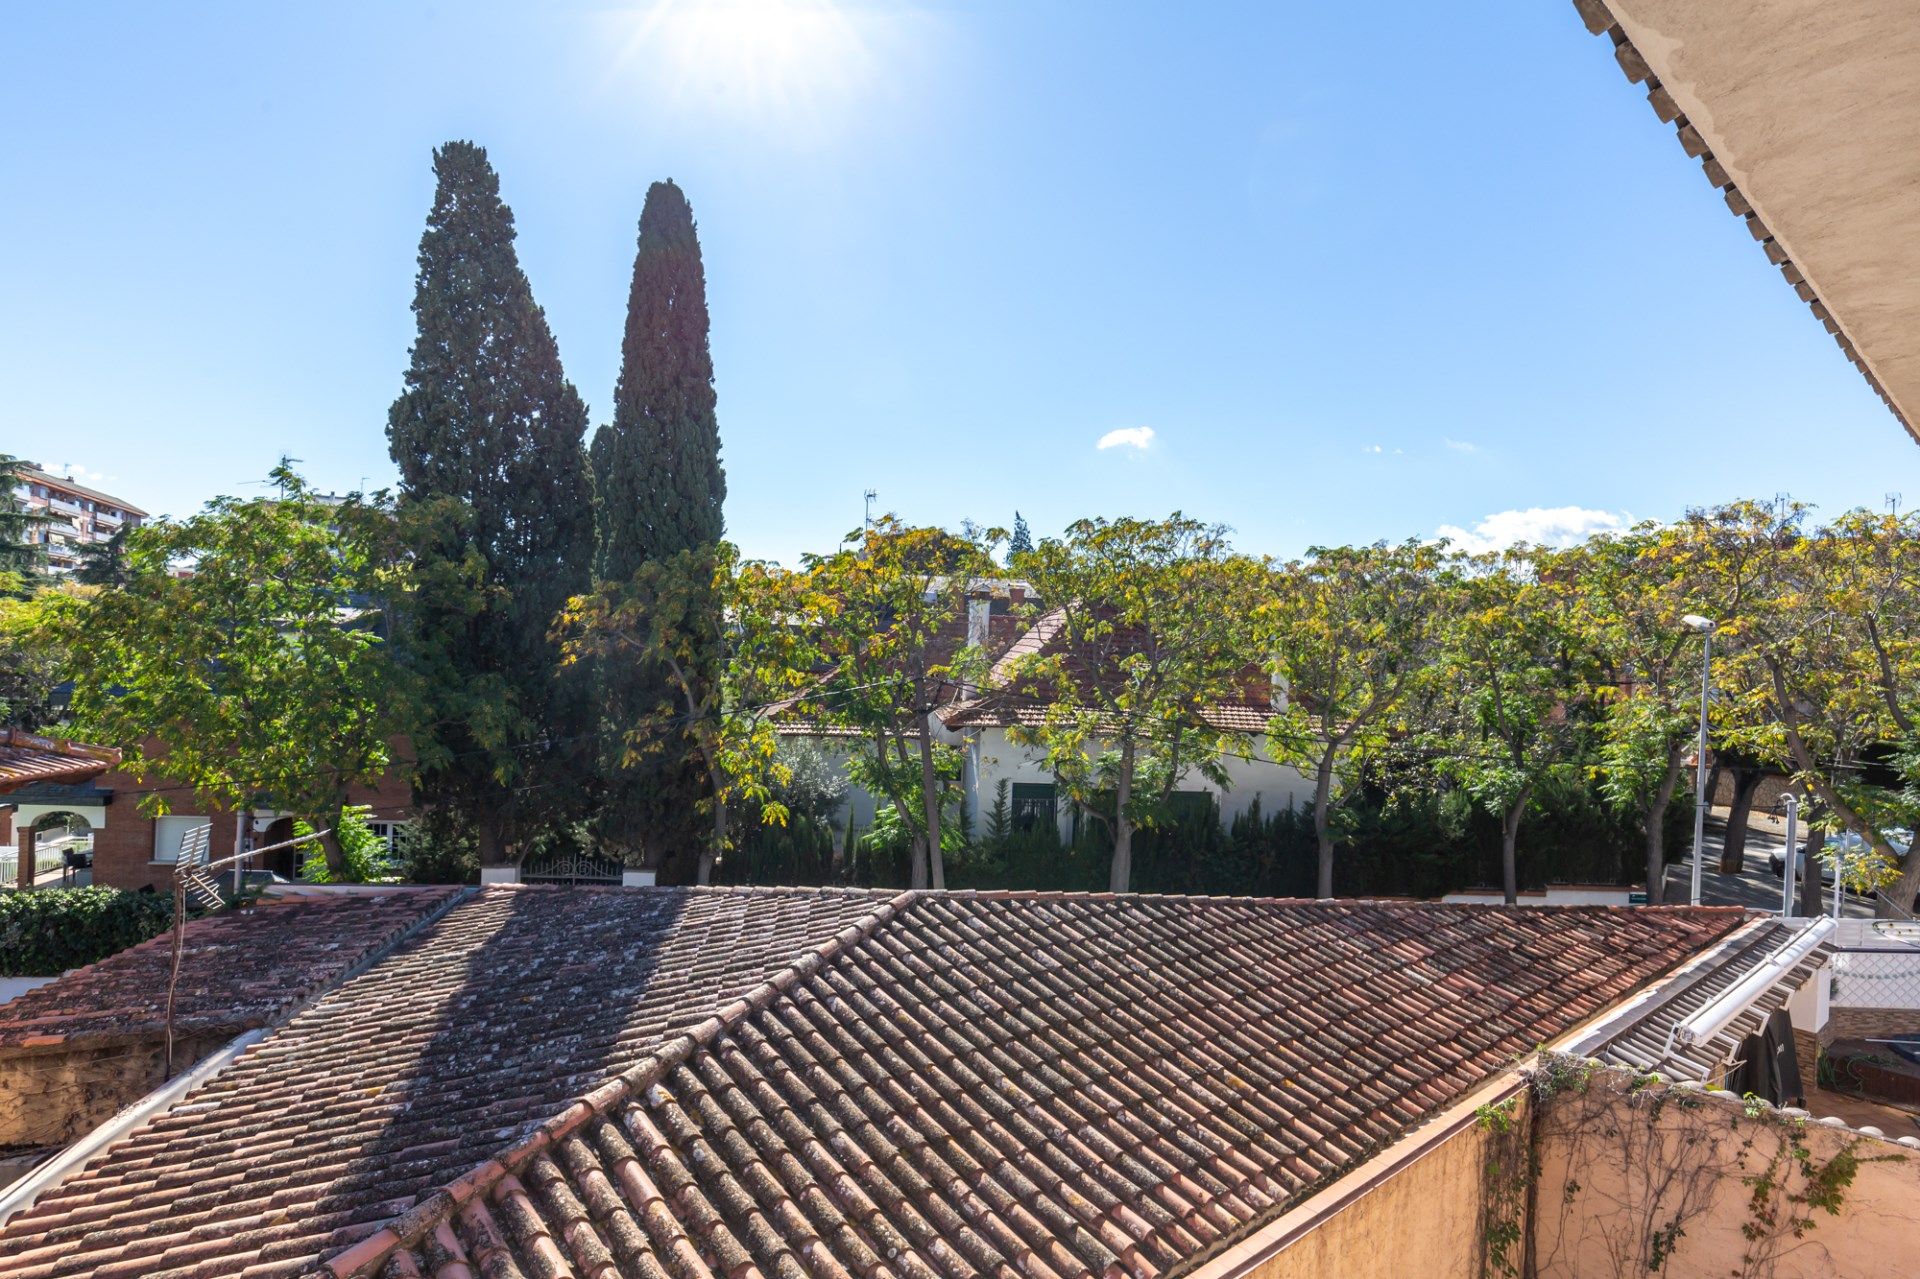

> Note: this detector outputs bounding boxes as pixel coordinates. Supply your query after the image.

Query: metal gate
[520,850,624,886]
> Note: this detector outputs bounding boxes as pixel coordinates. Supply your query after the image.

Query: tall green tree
[386,140,595,870]
[1559,526,1712,905]
[74,525,130,588]
[559,544,816,885]
[0,456,46,583]
[1692,501,1920,910]
[41,466,401,877]
[805,518,1001,890]
[1263,539,1448,898]
[1006,515,1267,892]
[1421,549,1591,904]
[1008,512,1033,559]
[588,180,728,873]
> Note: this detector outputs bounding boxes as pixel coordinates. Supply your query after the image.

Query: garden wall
[1531,1062,1919,1279]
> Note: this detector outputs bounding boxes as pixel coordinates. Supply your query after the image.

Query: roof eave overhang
[1572,0,1920,446]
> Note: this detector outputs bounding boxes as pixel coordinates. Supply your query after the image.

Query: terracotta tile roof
[19,468,149,519]
[0,886,894,1279]
[938,699,1275,735]
[0,730,120,793]
[0,889,1741,1279]
[937,610,1279,735]
[0,889,463,1055]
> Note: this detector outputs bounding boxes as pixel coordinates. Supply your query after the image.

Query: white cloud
[1444,439,1478,454]
[1436,506,1629,554]
[1361,444,1383,454]
[1096,426,1155,451]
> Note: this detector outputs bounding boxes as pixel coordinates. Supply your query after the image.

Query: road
[1661,819,1876,917]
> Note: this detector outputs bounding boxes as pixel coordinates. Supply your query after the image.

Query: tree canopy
[588,179,728,872]
[41,465,401,877]
[385,140,595,868]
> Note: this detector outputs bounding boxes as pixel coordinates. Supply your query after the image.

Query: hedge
[0,887,176,977]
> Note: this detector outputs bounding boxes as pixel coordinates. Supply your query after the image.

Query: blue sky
[2,1,1911,564]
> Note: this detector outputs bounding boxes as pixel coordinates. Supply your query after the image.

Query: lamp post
[1682,614,1716,906]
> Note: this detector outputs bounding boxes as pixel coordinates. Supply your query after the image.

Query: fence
[0,845,80,892]
[1826,920,1920,1047]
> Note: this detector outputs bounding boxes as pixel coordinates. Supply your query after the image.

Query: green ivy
[0,887,176,976]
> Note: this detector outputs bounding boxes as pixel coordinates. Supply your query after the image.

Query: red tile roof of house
[0,889,463,1055]
[936,605,1280,736]
[0,730,121,793]
[0,888,1743,1279]
[0,886,894,1279]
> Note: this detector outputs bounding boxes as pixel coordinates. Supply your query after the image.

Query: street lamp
[1682,614,1716,906]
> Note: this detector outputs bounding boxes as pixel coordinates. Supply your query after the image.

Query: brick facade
[2,740,417,892]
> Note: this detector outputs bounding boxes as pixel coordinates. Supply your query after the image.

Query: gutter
[0,1027,268,1227]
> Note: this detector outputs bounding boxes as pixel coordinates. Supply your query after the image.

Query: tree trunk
[1718,768,1764,874]
[1643,748,1684,905]
[476,821,509,871]
[1891,852,1920,915]
[1501,785,1531,907]
[314,797,349,879]
[1313,748,1338,899]
[919,726,945,891]
[1110,736,1135,893]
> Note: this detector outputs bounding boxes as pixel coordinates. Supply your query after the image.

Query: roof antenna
[864,489,878,530]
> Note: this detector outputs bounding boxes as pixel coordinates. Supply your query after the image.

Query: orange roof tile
[0,888,1745,1279]
[0,729,120,793]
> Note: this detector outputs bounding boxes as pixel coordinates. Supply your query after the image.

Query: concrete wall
[0,1032,230,1148]
[1225,1094,1511,1279]
[1532,1067,1920,1278]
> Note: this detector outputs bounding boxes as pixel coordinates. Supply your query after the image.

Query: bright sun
[613,0,874,131]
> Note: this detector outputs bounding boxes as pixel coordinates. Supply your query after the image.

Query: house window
[367,821,408,855]
[1011,783,1056,831]
[154,816,212,863]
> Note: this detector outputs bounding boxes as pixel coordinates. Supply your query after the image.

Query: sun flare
[613,0,874,131]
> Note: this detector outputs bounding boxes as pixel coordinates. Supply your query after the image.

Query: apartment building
[14,465,146,573]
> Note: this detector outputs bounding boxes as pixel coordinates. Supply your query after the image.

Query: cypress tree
[1009,511,1033,559]
[589,180,727,876]
[387,141,595,868]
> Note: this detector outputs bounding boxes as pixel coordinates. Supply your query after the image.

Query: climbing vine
[1514,1051,1907,1279]
[1476,1095,1532,1278]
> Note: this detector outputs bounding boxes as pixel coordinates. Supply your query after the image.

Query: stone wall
[0,1032,231,1148]
[1829,1006,1920,1042]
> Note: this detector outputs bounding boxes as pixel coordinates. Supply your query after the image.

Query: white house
[777,595,1316,844]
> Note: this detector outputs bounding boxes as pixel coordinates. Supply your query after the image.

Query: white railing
[0,847,80,891]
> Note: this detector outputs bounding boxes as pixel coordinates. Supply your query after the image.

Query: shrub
[394,809,478,884]
[0,887,175,977]
[295,805,391,884]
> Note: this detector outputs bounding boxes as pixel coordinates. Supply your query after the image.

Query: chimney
[967,596,991,649]
[1269,671,1289,712]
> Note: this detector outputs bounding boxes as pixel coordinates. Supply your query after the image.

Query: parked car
[1769,827,1913,883]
